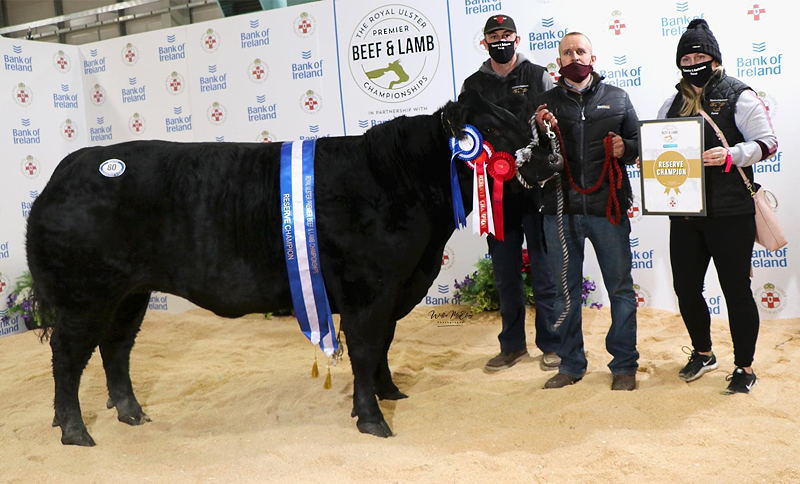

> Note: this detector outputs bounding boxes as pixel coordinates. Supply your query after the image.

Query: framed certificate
[638,117,706,216]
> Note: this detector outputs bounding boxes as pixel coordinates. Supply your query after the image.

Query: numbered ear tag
[448,124,483,161]
[99,159,126,177]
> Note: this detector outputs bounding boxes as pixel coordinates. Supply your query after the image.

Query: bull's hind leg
[100,293,151,426]
[345,319,394,437]
[375,320,407,401]
[50,319,104,446]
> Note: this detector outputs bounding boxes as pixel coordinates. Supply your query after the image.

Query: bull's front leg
[346,328,393,438]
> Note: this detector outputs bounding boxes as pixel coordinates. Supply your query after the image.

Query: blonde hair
[678,65,724,116]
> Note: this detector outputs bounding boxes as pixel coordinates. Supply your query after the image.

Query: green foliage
[453,253,600,313]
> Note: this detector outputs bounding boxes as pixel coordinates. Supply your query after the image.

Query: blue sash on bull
[280,140,339,368]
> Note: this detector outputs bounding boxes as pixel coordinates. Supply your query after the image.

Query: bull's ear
[456,89,485,111]
[441,99,466,138]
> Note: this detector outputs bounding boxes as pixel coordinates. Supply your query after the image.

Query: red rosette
[486,151,516,241]
[487,151,516,181]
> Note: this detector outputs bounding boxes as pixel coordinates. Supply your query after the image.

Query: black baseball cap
[484,15,516,34]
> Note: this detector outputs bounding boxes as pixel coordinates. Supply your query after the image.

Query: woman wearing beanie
[657,19,777,394]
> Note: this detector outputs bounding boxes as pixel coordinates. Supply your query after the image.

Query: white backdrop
[0,0,796,337]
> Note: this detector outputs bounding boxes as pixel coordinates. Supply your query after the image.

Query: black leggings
[670,215,759,367]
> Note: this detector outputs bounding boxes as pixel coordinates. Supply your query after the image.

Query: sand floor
[1,306,799,482]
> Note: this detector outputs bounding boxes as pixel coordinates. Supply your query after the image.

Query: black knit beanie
[675,19,722,67]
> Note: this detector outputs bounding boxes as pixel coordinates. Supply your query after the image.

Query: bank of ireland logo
[248,58,268,82]
[608,10,627,36]
[21,155,40,178]
[166,71,185,94]
[0,273,9,298]
[546,62,560,81]
[61,119,77,140]
[757,282,784,313]
[129,113,145,134]
[208,102,226,124]
[473,31,487,54]
[294,11,315,37]
[633,283,650,307]
[122,43,138,65]
[747,4,766,21]
[53,49,70,72]
[441,245,455,271]
[13,82,33,106]
[627,194,643,222]
[349,5,439,103]
[756,90,777,118]
[90,83,106,105]
[202,28,220,52]
[300,89,321,113]
[256,130,274,143]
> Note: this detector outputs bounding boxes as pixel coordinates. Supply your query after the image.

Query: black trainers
[484,349,528,372]
[723,367,757,394]
[678,348,718,382]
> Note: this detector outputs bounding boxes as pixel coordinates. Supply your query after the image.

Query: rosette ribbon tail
[487,151,515,241]
[450,152,467,229]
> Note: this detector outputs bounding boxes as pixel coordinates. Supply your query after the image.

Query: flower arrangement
[1,271,46,331]
[453,250,602,312]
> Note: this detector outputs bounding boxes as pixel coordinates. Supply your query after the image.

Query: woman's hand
[702,146,730,166]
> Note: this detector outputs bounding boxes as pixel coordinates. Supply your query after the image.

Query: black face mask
[487,39,515,64]
[680,60,714,87]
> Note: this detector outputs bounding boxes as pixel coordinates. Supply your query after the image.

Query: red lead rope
[554,127,624,225]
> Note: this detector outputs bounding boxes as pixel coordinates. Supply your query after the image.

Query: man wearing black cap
[462,14,560,373]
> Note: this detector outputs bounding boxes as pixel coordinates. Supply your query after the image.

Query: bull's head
[441,90,531,155]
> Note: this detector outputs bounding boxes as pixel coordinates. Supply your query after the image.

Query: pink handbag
[698,110,787,251]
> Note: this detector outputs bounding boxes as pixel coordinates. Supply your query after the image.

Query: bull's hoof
[60,426,96,447]
[356,419,393,438]
[52,415,60,427]
[106,398,115,409]
[377,388,408,400]
[118,411,151,426]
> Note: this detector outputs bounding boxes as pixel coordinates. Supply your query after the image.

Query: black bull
[26,91,531,446]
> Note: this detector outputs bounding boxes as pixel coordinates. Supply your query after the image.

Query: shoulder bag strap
[697,109,754,196]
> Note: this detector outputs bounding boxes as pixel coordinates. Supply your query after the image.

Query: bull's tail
[29,282,56,342]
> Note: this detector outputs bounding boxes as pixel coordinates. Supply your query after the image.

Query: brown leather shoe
[543,372,581,389]
[611,374,636,391]
[484,349,528,372]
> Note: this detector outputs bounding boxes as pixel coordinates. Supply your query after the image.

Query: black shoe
[543,373,581,389]
[723,367,757,394]
[611,374,636,391]
[678,348,718,382]
[484,349,528,372]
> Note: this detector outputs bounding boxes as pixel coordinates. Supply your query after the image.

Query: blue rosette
[449,124,484,229]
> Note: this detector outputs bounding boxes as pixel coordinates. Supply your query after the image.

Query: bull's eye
[484,127,498,135]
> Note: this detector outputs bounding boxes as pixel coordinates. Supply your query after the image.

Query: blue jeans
[543,214,639,377]
[488,212,560,354]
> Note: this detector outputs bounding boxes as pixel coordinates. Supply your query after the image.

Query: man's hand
[608,132,625,158]
[535,104,558,130]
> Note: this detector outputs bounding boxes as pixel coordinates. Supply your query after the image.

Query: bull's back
[27,140,288,315]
